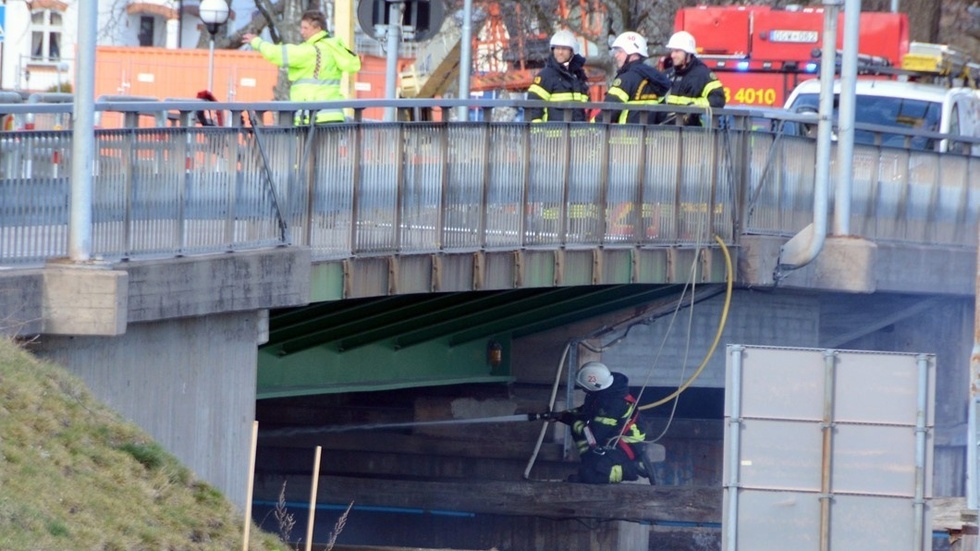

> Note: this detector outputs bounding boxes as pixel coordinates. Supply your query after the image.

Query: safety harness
[613,394,642,460]
[575,393,644,460]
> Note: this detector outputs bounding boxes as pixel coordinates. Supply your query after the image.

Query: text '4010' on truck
[677,5,980,154]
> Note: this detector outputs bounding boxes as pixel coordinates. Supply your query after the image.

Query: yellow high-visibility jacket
[250,30,361,124]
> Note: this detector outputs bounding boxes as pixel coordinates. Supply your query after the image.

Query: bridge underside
[258,283,712,398]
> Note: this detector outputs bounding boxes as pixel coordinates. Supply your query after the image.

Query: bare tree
[96,0,143,43]
[208,0,308,99]
[940,0,980,58]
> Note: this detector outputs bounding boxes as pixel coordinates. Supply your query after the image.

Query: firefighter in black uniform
[662,31,726,126]
[526,30,590,123]
[551,361,649,484]
[600,31,671,124]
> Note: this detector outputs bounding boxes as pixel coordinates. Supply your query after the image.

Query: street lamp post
[199,0,229,93]
[56,61,69,93]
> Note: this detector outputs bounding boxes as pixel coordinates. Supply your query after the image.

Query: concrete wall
[602,290,821,388]
[0,247,310,510]
[0,270,44,336]
[31,311,266,511]
[841,297,975,497]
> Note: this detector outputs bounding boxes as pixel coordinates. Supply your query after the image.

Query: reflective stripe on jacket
[526,54,589,123]
[569,373,646,458]
[664,57,725,126]
[250,30,359,124]
[602,58,671,124]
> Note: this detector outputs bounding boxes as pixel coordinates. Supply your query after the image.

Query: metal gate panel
[736,420,822,490]
[724,345,935,551]
[728,490,821,550]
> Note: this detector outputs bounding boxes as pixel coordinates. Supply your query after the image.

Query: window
[790,93,942,150]
[138,16,155,47]
[31,9,63,62]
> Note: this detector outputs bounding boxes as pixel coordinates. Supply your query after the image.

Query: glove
[555,410,577,425]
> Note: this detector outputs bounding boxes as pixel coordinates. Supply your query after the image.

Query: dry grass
[273,482,296,544]
[325,502,353,551]
[0,337,288,550]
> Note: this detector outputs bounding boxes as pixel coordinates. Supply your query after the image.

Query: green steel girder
[336,289,547,352]
[452,284,691,344]
[397,285,687,348]
[270,294,480,355]
[390,287,602,349]
[258,284,690,397]
[258,335,514,399]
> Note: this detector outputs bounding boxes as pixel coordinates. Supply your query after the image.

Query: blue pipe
[251,502,951,544]
[251,499,476,518]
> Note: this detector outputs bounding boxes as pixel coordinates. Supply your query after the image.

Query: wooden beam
[256,446,576,482]
[255,474,723,524]
[259,430,568,462]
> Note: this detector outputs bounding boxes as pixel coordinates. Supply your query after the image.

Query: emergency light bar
[704,57,818,73]
[902,42,980,85]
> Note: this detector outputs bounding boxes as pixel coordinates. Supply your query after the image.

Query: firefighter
[552,361,648,484]
[662,31,725,126]
[600,32,671,124]
[243,10,361,125]
[526,30,590,123]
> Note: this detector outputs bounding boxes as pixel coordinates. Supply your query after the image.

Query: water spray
[259,412,559,439]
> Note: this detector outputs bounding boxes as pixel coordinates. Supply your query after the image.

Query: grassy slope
[0,338,286,550]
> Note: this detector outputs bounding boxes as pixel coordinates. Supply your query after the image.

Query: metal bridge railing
[0,99,976,267]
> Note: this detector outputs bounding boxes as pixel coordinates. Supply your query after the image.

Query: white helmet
[576,361,613,391]
[550,30,578,54]
[611,31,649,57]
[666,31,698,55]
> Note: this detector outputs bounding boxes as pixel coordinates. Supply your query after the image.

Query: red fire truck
[673,5,910,107]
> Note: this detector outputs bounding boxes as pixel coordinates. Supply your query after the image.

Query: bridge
[1,98,977,548]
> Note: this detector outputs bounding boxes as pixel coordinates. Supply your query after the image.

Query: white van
[783,78,980,156]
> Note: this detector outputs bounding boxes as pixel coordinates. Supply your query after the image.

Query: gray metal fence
[0,99,976,266]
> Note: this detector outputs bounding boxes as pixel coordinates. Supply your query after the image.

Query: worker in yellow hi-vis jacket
[243,10,360,125]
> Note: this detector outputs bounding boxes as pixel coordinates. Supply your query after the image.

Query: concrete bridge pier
[0,247,311,511]
[32,310,268,510]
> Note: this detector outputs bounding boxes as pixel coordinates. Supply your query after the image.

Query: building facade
[0,0,256,92]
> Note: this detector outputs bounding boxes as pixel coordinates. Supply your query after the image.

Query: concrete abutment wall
[32,311,265,510]
[0,247,312,511]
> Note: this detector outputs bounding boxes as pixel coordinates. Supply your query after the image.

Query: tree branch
[215,0,287,49]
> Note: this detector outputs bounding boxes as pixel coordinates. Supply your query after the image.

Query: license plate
[769,30,819,43]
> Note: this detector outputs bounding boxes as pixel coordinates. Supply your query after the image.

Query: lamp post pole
[207,34,216,92]
[199,0,229,93]
[57,61,68,93]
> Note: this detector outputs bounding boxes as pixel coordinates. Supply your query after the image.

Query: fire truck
[673,5,910,107]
